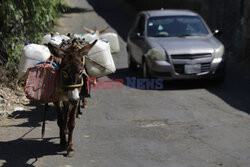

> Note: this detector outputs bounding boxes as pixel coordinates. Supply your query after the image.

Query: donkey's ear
[48,43,66,58]
[79,40,97,55]
[99,26,109,34]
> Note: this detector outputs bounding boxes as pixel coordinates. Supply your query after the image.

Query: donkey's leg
[83,98,87,108]
[77,99,82,118]
[63,101,70,135]
[55,101,66,148]
[66,102,78,157]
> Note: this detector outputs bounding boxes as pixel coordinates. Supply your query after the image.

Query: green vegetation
[0,0,66,70]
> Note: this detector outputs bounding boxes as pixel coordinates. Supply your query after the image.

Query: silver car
[127,9,226,81]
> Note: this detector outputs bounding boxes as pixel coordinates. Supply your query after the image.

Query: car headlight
[214,45,224,58]
[147,48,167,61]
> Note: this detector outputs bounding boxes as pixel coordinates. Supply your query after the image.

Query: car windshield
[147,16,210,37]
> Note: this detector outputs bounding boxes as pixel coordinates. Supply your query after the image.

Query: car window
[147,16,209,37]
[131,15,140,32]
[136,15,145,34]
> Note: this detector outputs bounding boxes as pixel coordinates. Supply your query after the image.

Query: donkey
[48,39,97,157]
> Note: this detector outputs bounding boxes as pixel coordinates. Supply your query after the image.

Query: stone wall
[201,0,244,59]
[125,0,202,13]
[243,0,250,62]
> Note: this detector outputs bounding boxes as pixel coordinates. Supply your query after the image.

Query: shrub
[0,0,65,70]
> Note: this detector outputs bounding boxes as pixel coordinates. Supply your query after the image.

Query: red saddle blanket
[24,57,58,103]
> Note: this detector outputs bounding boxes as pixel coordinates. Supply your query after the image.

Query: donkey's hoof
[77,114,82,118]
[67,149,75,157]
[82,105,88,109]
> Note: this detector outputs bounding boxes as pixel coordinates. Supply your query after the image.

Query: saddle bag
[101,32,120,53]
[18,43,51,79]
[24,57,59,103]
[85,39,116,78]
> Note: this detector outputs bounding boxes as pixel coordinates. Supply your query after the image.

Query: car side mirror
[213,29,222,36]
[130,32,143,39]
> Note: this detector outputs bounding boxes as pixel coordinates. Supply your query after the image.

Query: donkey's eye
[79,69,84,75]
[78,73,82,79]
[62,71,68,78]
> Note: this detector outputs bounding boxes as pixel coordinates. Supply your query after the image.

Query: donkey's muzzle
[68,88,80,101]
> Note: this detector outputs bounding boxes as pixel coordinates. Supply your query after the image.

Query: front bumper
[147,57,226,80]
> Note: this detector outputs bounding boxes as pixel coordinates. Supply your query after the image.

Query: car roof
[141,9,199,17]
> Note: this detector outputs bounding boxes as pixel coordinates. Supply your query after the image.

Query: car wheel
[128,51,137,71]
[211,75,225,85]
[142,59,151,78]
[206,72,225,86]
[210,62,226,85]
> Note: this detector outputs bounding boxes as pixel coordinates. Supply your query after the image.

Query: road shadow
[108,67,250,114]
[87,0,136,41]
[206,65,250,114]
[0,104,63,166]
[63,6,94,14]
[108,67,142,89]
[0,137,63,167]
[8,103,57,128]
[107,67,212,90]
[108,68,141,80]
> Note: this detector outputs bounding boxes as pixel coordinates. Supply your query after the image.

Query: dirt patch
[0,66,30,120]
[131,119,169,128]
[0,66,18,89]
[0,84,30,118]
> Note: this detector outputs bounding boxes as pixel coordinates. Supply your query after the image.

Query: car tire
[207,73,225,86]
[211,75,225,84]
[142,59,151,78]
[128,52,137,71]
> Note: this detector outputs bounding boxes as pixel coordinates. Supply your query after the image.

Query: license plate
[184,64,201,74]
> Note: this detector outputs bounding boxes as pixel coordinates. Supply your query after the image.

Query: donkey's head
[48,40,97,102]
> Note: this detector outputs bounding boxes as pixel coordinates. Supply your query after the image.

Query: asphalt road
[1,0,250,167]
